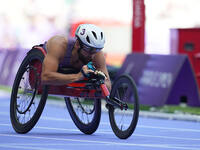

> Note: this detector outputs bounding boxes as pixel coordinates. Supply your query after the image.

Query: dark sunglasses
[81,43,102,54]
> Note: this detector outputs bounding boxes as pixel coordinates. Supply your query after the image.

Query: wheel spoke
[65,96,101,135]
[68,98,96,124]
[10,51,48,134]
[15,65,42,124]
[109,74,139,139]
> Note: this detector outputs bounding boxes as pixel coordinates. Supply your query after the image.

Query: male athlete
[41,24,111,91]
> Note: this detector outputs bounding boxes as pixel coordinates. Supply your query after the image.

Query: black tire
[65,97,101,134]
[10,49,48,133]
[108,74,139,139]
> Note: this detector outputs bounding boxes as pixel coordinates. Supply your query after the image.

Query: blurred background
[0,0,132,66]
[1,0,200,108]
[1,1,200,50]
[0,0,200,61]
[1,1,200,147]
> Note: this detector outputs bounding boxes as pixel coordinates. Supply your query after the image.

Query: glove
[80,63,95,78]
[94,70,107,80]
[87,62,96,71]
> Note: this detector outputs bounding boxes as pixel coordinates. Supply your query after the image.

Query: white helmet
[75,24,105,49]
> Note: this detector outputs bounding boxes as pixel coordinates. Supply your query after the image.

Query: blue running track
[0,93,200,150]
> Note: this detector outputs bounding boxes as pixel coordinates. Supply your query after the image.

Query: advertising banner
[0,50,26,86]
[117,53,200,107]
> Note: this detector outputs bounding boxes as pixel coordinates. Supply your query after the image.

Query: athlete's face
[79,48,95,62]
[77,40,100,64]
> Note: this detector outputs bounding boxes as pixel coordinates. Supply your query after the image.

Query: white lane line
[0,133,200,150]
[36,117,200,133]
[41,116,72,122]
[1,111,200,133]
[133,133,200,141]
[1,143,108,146]
[3,143,200,147]
[0,144,64,150]
[1,123,200,142]
[138,125,200,133]
[170,144,200,147]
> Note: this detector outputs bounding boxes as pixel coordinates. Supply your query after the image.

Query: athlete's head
[75,24,105,64]
[75,24,105,54]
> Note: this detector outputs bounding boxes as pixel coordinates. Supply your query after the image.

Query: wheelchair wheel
[108,74,139,139]
[65,97,101,134]
[10,49,48,133]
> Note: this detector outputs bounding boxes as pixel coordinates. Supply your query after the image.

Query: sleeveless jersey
[42,37,76,68]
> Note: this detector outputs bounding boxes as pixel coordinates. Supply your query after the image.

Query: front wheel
[65,97,101,135]
[108,74,139,139]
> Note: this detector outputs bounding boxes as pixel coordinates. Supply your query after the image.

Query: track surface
[0,95,200,150]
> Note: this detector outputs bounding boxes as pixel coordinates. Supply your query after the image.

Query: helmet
[75,24,105,49]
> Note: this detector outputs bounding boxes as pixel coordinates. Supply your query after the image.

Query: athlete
[41,24,111,91]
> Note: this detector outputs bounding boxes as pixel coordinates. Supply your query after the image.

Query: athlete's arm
[41,36,91,85]
[92,51,112,91]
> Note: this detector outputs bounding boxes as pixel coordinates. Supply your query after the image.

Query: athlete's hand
[94,70,107,80]
[80,65,95,79]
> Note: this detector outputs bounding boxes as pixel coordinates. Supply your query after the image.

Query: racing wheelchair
[10,46,139,139]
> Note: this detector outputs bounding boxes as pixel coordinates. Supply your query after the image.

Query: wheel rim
[15,62,42,125]
[68,97,96,125]
[112,80,136,131]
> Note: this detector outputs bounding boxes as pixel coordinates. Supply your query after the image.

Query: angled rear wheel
[10,50,48,133]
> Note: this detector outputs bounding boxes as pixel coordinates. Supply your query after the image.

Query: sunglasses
[81,43,102,54]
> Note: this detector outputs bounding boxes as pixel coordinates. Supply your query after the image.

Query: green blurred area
[140,104,200,115]
[1,85,200,115]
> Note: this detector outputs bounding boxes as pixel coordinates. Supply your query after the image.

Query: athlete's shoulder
[47,35,68,46]
[46,35,68,52]
[46,35,68,59]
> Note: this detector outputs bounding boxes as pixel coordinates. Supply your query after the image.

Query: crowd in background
[1,0,200,55]
[0,0,71,50]
[0,0,133,53]
[0,14,65,50]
